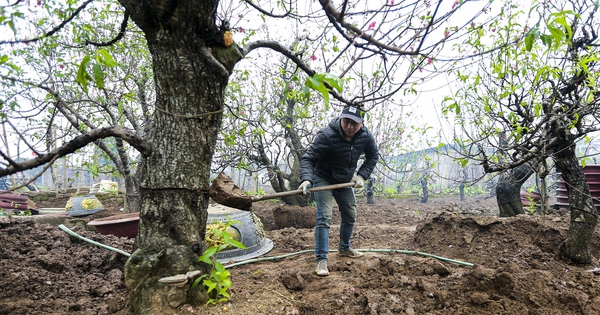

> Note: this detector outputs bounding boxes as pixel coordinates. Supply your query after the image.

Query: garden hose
[58,224,131,257]
[57,226,473,267]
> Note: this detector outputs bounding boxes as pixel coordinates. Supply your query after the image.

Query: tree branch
[0,0,95,45]
[0,127,151,177]
[85,12,130,47]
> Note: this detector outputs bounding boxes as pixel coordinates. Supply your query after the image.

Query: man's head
[339,106,364,139]
[339,106,364,123]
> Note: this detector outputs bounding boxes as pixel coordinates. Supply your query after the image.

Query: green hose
[57,225,473,267]
[224,248,473,268]
[58,224,131,257]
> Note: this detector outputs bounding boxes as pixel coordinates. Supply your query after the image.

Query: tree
[0,0,525,313]
[444,0,600,262]
[0,3,153,210]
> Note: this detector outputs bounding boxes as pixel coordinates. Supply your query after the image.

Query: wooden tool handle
[251,182,355,202]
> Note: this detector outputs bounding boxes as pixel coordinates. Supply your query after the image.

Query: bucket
[66,195,104,217]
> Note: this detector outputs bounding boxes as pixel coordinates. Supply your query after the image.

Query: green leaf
[97,49,118,67]
[305,76,330,107]
[227,238,247,250]
[199,246,217,263]
[460,158,468,168]
[76,55,91,92]
[524,28,537,51]
[92,64,105,89]
[322,73,343,92]
[304,72,344,108]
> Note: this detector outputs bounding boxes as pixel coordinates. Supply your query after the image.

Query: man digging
[298,105,379,276]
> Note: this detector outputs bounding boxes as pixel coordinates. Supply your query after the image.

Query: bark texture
[554,135,598,264]
[118,1,242,313]
[496,164,534,217]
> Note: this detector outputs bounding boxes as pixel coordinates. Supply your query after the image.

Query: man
[298,105,379,276]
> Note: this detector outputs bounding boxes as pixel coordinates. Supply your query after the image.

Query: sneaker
[315,260,329,276]
[337,247,364,258]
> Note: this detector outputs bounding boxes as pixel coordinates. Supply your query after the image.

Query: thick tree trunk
[119,1,242,313]
[496,164,534,217]
[554,144,598,264]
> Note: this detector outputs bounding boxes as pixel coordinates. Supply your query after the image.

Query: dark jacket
[300,118,379,184]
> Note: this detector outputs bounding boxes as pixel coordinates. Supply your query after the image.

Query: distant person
[298,105,379,276]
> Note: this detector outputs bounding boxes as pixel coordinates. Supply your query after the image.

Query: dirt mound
[0,220,133,314]
[2,195,600,314]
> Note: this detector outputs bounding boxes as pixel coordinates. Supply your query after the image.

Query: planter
[207,204,274,263]
[87,212,139,238]
[66,195,104,217]
[87,204,273,263]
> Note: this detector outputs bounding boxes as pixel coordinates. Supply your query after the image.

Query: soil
[2,194,600,315]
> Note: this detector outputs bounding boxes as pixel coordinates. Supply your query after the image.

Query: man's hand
[352,175,365,189]
[298,181,312,194]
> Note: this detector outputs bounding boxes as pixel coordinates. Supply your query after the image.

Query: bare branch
[0,0,95,45]
[0,127,151,177]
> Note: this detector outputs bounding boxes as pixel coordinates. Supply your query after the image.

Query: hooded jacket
[300,118,379,184]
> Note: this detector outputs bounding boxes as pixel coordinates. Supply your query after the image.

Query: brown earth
[2,194,600,315]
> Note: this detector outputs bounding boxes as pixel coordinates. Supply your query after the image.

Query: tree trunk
[496,164,534,217]
[115,137,140,213]
[554,141,598,264]
[119,1,242,313]
[366,179,375,205]
[459,169,467,201]
[420,178,428,203]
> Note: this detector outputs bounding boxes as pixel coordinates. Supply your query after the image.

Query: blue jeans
[313,176,357,262]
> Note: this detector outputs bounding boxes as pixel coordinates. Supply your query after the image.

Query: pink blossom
[350,287,356,292]
[368,21,376,31]
[390,0,395,5]
[452,0,459,9]
[427,58,433,64]
[491,28,496,32]
[310,55,317,61]
[444,29,450,37]
[238,14,244,19]
[237,27,244,33]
